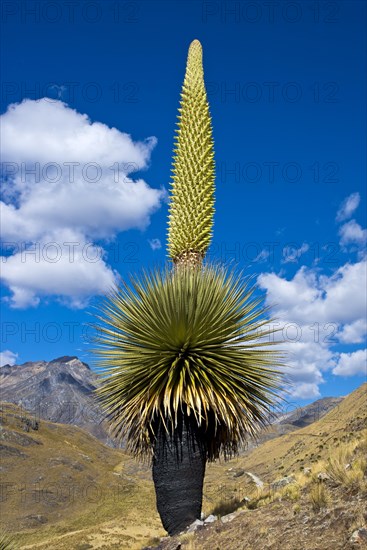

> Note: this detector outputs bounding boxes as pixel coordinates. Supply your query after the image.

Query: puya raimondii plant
[93,39,283,536]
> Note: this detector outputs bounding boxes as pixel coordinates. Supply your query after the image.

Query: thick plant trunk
[152,414,207,535]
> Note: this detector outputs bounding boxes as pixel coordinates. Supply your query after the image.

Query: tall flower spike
[167,39,215,267]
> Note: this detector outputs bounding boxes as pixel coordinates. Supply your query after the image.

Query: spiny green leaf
[0,531,18,550]
[93,264,284,461]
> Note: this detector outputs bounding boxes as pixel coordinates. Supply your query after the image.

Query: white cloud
[282,242,309,264]
[258,267,320,316]
[279,339,336,399]
[1,98,155,167]
[1,231,117,309]
[337,319,367,344]
[254,249,270,263]
[283,342,335,382]
[336,192,360,222]
[259,261,366,326]
[148,238,162,251]
[0,350,18,367]
[1,99,162,242]
[0,99,163,307]
[258,260,366,398]
[339,219,367,247]
[288,383,321,400]
[333,349,367,377]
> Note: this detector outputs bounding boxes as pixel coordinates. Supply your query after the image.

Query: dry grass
[0,530,19,549]
[350,501,367,533]
[180,532,197,549]
[155,387,367,550]
[326,449,350,484]
[277,483,301,501]
[1,383,366,549]
[355,432,367,454]
[0,402,164,549]
[211,497,242,517]
[204,384,366,500]
[326,443,367,492]
[309,481,330,512]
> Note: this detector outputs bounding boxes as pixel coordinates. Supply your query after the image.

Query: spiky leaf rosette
[94,265,282,461]
[167,39,215,264]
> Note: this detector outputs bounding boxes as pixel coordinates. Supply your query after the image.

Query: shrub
[282,484,301,501]
[211,497,242,517]
[326,449,350,485]
[309,482,330,512]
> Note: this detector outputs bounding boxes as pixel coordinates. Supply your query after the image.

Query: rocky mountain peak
[48,356,91,369]
[0,356,118,447]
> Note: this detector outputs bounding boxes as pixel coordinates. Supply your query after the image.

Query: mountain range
[0,356,346,449]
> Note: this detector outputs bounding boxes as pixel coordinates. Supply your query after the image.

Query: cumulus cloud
[337,319,367,344]
[333,349,367,377]
[258,260,366,398]
[289,383,321,400]
[336,192,360,222]
[0,99,163,307]
[0,350,18,367]
[259,261,366,326]
[339,219,367,248]
[1,230,117,309]
[148,238,162,251]
[279,339,336,399]
[1,98,155,167]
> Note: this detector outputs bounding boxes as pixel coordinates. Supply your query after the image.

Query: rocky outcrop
[244,471,264,488]
[275,397,344,428]
[270,475,296,490]
[0,356,119,447]
[350,527,367,544]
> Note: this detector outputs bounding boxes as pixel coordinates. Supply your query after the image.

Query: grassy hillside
[151,383,367,550]
[156,430,367,550]
[203,383,366,505]
[1,383,366,549]
[0,402,164,549]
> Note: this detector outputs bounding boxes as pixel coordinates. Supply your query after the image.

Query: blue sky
[1,0,366,405]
